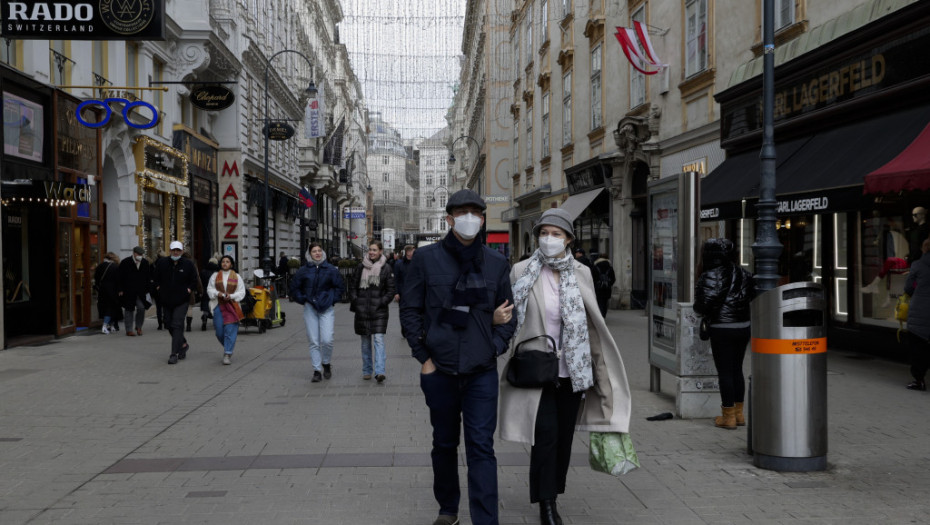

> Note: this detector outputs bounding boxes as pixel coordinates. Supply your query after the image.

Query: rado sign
[189,85,235,111]
[1,0,166,40]
[263,121,295,141]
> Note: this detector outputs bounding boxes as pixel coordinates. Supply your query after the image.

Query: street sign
[264,121,295,141]
[306,219,319,230]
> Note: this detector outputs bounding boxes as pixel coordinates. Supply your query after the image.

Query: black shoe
[906,380,927,391]
[201,320,207,331]
[322,364,332,379]
[186,317,192,332]
[157,323,163,330]
[168,354,178,365]
[311,371,323,383]
[539,499,563,525]
[375,374,385,383]
[179,344,188,360]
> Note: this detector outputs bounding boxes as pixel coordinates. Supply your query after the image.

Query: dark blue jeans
[709,325,751,406]
[420,368,499,525]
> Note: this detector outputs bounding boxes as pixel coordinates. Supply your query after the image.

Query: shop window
[3,207,31,304]
[1,38,20,68]
[630,6,646,108]
[859,211,909,327]
[562,71,572,147]
[590,44,602,130]
[685,0,708,78]
[541,92,550,157]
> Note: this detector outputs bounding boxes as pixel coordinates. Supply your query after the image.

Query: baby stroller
[240,269,286,333]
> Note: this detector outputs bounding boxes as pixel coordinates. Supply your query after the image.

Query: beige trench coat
[498,258,632,445]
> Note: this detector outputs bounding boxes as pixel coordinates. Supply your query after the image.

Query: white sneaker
[222,354,231,365]
[101,324,110,334]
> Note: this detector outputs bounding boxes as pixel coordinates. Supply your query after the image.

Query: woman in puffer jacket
[694,238,755,429]
[349,241,396,383]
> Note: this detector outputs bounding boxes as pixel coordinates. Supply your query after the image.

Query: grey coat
[498,258,632,445]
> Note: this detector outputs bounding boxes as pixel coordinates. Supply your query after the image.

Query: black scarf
[440,230,488,328]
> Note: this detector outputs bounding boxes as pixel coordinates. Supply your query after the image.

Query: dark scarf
[440,230,488,328]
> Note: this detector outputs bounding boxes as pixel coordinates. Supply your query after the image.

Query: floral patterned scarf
[512,250,594,392]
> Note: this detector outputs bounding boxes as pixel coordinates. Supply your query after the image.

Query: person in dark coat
[349,241,396,383]
[399,189,517,525]
[393,244,416,303]
[573,248,594,270]
[591,253,616,318]
[153,241,200,364]
[94,252,122,334]
[694,238,755,429]
[199,257,220,331]
[117,246,152,336]
[151,250,168,330]
[291,243,346,383]
[904,238,930,391]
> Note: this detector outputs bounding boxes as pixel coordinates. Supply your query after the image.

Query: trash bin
[750,281,827,472]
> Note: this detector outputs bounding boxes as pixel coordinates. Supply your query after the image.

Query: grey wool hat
[445,189,487,214]
[132,246,145,255]
[533,208,575,238]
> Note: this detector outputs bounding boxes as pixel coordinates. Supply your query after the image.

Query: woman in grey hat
[497,207,632,525]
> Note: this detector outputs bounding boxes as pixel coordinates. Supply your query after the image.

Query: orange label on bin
[752,337,827,354]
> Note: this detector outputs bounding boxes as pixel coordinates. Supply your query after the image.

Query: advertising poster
[650,190,679,356]
[3,92,43,162]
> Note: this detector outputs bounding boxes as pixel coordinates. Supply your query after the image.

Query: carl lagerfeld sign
[1,0,166,40]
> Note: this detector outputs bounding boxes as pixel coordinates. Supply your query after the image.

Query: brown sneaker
[136,328,143,336]
[362,374,372,380]
[126,331,136,337]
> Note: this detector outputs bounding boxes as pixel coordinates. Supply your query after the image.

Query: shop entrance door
[72,223,93,330]
[57,222,74,332]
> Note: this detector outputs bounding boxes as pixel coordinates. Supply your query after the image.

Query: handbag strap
[511,333,559,358]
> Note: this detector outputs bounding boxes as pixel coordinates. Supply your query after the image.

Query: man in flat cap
[400,189,517,525]
[117,246,153,336]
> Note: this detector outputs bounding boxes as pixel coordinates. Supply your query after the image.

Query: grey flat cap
[445,189,486,214]
[533,208,575,238]
[132,246,145,255]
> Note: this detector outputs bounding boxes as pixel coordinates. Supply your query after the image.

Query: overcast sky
[340,0,467,139]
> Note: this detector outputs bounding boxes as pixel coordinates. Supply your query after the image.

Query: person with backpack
[591,253,616,318]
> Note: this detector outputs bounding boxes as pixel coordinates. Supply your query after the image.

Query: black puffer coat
[694,238,755,324]
[349,259,396,335]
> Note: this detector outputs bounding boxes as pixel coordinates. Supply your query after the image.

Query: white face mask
[133,255,142,263]
[539,235,567,258]
[453,213,482,240]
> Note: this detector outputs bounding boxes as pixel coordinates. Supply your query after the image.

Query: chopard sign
[189,85,235,111]
[1,0,166,40]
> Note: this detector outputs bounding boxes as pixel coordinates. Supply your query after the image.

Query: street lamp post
[752,0,781,292]
[261,49,317,277]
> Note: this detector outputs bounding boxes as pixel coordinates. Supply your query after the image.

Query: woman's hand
[492,299,515,325]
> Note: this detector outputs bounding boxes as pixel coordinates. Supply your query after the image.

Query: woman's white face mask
[453,213,482,240]
[539,235,568,257]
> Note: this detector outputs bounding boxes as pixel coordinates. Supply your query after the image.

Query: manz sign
[189,85,235,111]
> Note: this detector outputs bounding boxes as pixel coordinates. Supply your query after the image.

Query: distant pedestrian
[207,255,246,365]
[199,257,219,331]
[349,241,396,382]
[152,250,168,330]
[153,241,199,364]
[591,253,616,317]
[183,252,203,332]
[117,246,152,336]
[291,243,345,383]
[573,248,594,270]
[694,238,756,429]
[498,208,632,525]
[393,244,416,302]
[400,189,517,525]
[94,252,121,334]
[277,251,288,277]
[904,238,930,391]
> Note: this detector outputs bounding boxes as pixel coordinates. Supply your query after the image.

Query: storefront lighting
[1,197,78,206]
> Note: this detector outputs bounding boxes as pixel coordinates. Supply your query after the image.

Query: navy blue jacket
[393,256,413,297]
[152,257,199,308]
[290,260,345,312]
[905,251,930,340]
[399,240,516,375]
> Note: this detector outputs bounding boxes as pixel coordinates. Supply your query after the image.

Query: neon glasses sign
[75,98,159,130]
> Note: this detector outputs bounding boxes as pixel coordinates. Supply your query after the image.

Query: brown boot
[714,405,737,429]
[734,402,745,426]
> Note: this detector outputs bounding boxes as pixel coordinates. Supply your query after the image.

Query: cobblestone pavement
[0,301,928,524]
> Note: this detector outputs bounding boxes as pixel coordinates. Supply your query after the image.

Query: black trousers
[907,331,930,382]
[166,303,189,356]
[709,326,751,407]
[529,377,583,503]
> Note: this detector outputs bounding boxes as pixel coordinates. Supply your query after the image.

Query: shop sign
[699,207,719,220]
[172,128,217,181]
[189,85,235,111]
[143,143,185,179]
[307,219,319,230]
[77,98,158,130]
[777,196,829,214]
[44,181,91,203]
[343,206,365,219]
[263,121,295,141]
[1,0,166,40]
[682,157,707,175]
[57,97,97,174]
[220,160,240,240]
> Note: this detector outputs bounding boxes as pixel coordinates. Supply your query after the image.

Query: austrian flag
[615,21,667,75]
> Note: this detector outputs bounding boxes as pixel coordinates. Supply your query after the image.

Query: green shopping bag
[589,431,640,476]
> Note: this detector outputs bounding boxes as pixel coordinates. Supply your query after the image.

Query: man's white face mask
[538,235,567,258]
[453,213,482,240]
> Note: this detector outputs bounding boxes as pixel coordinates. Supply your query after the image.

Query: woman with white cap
[497,208,632,525]
[153,240,200,364]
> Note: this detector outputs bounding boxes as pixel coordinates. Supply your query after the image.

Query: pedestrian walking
[94,252,121,334]
[207,255,246,365]
[591,253,616,317]
[393,244,416,302]
[152,250,168,330]
[290,243,345,383]
[117,246,152,336]
[399,189,517,525]
[183,252,203,332]
[694,238,756,428]
[349,241,396,382]
[572,248,594,270]
[904,237,930,391]
[153,241,200,364]
[199,257,219,330]
[498,208,632,525]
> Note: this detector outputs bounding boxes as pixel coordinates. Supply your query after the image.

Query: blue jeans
[420,368,499,525]
[213,306,239,355]
[360,334,386,376]
[303,304,334,371]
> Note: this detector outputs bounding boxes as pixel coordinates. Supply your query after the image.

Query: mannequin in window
[908,207,930,265]
[863,216,910,294]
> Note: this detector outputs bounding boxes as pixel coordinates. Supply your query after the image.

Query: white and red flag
[615,21,667,75]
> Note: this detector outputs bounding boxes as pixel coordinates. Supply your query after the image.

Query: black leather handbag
[506,334,560,388]
[699,317,711,340]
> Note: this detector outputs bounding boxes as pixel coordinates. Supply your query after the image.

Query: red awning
[486,232,510,244]
[864,121,930,194]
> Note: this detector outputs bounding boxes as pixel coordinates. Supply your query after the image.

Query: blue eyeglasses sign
[75,98,159,130]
